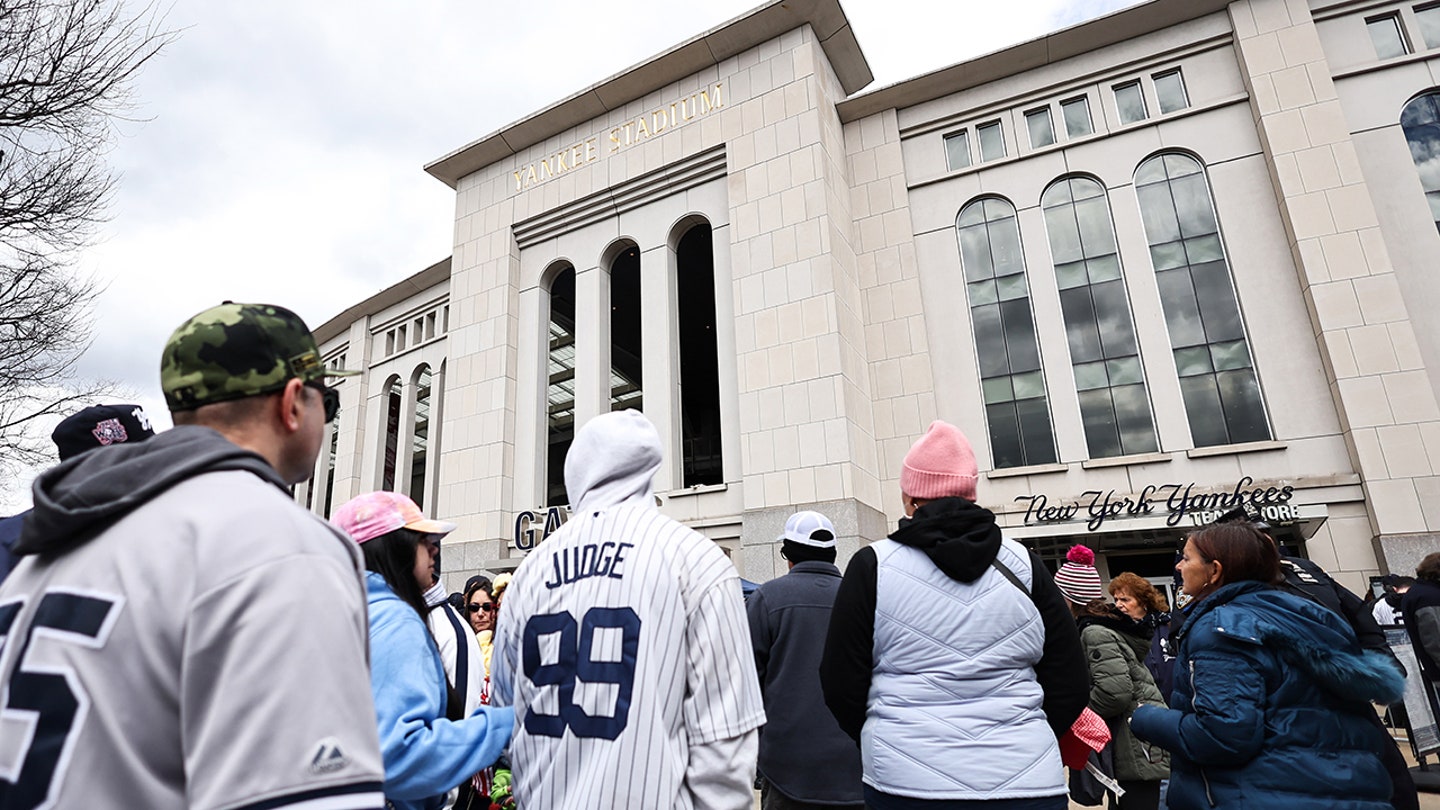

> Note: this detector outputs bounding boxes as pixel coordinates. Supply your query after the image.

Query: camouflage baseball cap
[161,302,355,411]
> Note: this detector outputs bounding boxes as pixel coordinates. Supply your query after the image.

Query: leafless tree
[0,0,172,483]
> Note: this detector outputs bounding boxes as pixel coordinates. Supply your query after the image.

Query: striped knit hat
[1055,545,1104,605]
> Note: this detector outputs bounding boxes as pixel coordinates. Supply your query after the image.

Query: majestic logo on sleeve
[308,738,350,774]
[90,418,128,445]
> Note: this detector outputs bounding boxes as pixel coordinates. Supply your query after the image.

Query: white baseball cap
[780,510,836,548]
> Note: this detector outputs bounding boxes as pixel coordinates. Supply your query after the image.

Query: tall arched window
[1402,91,1440,232]
[410,365,432,507]
[1042,176,1158,458]
[609,244,643,411]
[957,197,1056,467]
[381,376,402,490]
[547,265,577,506]
[1135,153,1270,446]
[322,424,339,517]
[676,222,723,487]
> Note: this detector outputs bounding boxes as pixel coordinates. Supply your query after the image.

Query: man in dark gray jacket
[747,510,864,809]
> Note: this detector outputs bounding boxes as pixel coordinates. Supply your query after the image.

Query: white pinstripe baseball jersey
[491,504,764,810]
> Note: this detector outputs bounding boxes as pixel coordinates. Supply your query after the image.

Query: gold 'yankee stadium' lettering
[513,82,724,193]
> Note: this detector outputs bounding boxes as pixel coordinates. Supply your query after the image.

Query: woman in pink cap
[332,491,513,810]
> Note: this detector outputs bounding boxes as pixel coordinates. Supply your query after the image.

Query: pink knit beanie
[900,420,979,501]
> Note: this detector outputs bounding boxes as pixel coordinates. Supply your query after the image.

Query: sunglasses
[305,382,340,424]
[466,602,497,615]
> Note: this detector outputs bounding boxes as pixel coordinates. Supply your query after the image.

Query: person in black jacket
[748,510,863,809]
[1402,554,1440,719]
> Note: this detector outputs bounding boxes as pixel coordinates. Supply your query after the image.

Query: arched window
[1042,176,1158,458]
[956,197,1056,467]
[1135,153,1270,446]
[676,222,723,486]
[322,424,339,518]
[381,376,402,490]
[609,244,643,411]
[410,365,432,507]
[547,265,577,506]
[1402,91,1440,232]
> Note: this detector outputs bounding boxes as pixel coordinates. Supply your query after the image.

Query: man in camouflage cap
[0,302,386,810]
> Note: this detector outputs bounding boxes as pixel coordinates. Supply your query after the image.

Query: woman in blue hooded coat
[1131,522,1403,810]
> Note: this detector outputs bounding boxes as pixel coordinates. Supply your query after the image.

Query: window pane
[1060,288,1104,362]
[946,131,971,170]
[1368,15,1409,59]
[968,279,998,306]
[1174,346,1214,376]
[988,402,1024,467]
[1107,357,1145,386]
[1092,279,1139,357]
[996,273,1029,301]
[1217,370,1270,443]
[1137,184,1182,243]
[611,246,643,413]
[1418,4,1440,49]
[1027,108,1056,148]
[960,224,995,281]
[1086,255,1122,283]
[1016,397,1058,465]
[972,303,1009,377]
[1062,97,1094,138]
[1012,370,1046,399]
[1074,360,1110,390]
[1155,269,1206,347]
[1210,340,1253,371]
[1115,82,1148,124]
[978,121,1006,161]
[1173,173,1217,237]
[1150,241,1189,271]
[990,215,1025,277]
[1044,206,1085,264]
[1079,389,1123,458]
[1075,196,1117,254]
[1056,261,1089,290]
[1184,234,1224,264]
[1192,261,1245,342]
[1113,384,1160,454]
[1154,71,1189,114]
[547,267,577,505]
[676,224,723,487]
[1402,93,1440,232]
[983,376,1015,404]
[1180,375,1229,447]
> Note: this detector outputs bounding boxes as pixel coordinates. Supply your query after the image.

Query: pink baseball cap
[331,491,457,544]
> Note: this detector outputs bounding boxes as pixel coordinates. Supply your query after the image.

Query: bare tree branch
[0,0,173,503]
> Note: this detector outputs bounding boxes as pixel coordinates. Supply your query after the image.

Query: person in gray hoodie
[0,302,384,810]
[490,409,765,810]
[820,420,1087,810]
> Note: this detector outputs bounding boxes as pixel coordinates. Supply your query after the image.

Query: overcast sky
[8,0,1139,510]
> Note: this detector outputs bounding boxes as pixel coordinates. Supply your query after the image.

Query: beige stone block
[1388,323,1425,370]
[1318,231,1366,279]
[883,319,912,360]
[792,336,820,381]
[744,350,770,391]
[1294,237,1330,282]
[1263,109,1310,155]
[892,394,923,438]
[850,185,872,220]
[801,295,831,338]
[1416,476,1440,531]
[871,398,896,441]
[1250,74,1281,117]
[1350,427,1390,479]
[796,219,824,261]
[767,344,795,386]
[864,322,887,361]
[1251,0,1292,35]
[1378,424,1434,477]
[816,335,843,376]
[1304,62,1338,103]
[1337,375,1395,428]
[781,187,807,226]
[788,467,818,504]
[754,308,780,349]
[1272,65,1316,110]
[1287,190,1335,240]
[1243,31,1286,75]
[739,390,762,435]
[899,354,935,396]
[1357,228,1393,275]
[1385,371,1440,423]
[1421,422,1440,474]
[1295,146,1342,193]
[1308,280,1363,328]
[874,358,904,399]
[1326,185,1380,233]
[1369,479,1428,534]
[883,209,913,248]
[858,215,886,254]
[1347,324,1400,375]
[763,470,790,507]
[1277,22,1326,66]
[823,418,850,465]
[1231,0,1258,39]
[772,424,801,469]
[763,266,790,310]
[1320,330,1358,381]
[1353,274,1408,325]
[865,283,895,323]
[791,149,817,185]
[758,386,785,432]
[814,463,844,501]
[809,377,840,421]
[1301,101,1350,148]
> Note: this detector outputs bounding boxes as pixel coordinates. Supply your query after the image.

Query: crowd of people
[0,300,1431,810]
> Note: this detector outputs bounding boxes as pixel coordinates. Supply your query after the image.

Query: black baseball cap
[51,404,157,461]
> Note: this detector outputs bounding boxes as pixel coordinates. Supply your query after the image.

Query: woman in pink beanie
[820,420,1088,808]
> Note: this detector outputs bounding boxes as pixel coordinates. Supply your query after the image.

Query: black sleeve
[820,545,876,743]
[1027,549,1089,738]
[746,587,771,687]
[1336,578,1404,676]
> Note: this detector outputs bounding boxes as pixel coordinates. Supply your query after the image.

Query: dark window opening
[410,367,431,508]
[676,224,723,487]
[1402,92,1440,233]
[610,247,643,412]
[382,378,401,491]
[323,425,339,518]
[547,267,577,507]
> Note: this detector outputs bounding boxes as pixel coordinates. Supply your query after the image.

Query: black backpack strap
[991,557,1030,596]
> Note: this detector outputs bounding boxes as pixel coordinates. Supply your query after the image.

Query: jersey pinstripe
[491,504,764,810]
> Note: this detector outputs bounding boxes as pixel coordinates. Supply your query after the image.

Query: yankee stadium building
[298,0,1440,599]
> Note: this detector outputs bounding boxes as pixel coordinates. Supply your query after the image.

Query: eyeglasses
[305,382,340,424]
[466,602,497,615]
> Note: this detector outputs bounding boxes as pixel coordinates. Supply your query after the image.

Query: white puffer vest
[863,537,1064,799]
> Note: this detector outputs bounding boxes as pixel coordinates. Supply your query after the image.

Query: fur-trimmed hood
[1184,581,1403,706]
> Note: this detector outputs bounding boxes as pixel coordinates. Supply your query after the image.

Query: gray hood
[18,425,284,557]
[563,409,661,514]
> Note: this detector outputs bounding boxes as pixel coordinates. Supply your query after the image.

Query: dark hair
[1187,523,1282,589]
[1109,572,1170,613]
[781,540,836,565]
[464,575,493,602]
[361,528,431,619]
[1417,553,1440,584]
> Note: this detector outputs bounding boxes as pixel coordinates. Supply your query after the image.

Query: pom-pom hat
[1054,544,1105,604]
[900,420,979,501]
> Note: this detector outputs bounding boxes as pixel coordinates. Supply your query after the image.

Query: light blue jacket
[366,572,514,810]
